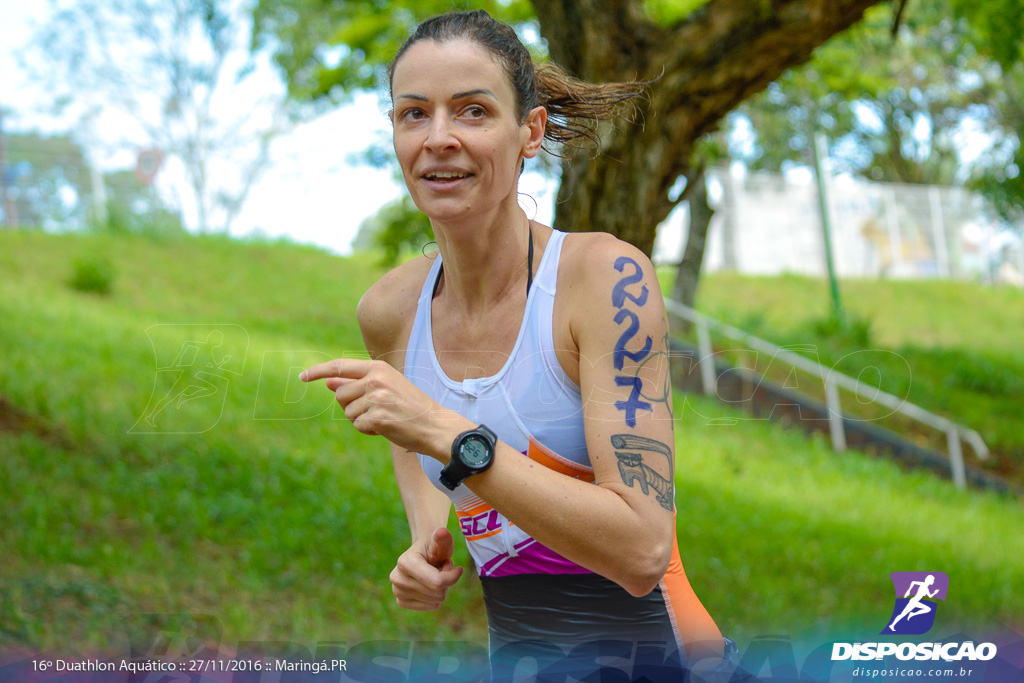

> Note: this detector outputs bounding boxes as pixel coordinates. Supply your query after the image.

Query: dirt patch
[0,394,74,450]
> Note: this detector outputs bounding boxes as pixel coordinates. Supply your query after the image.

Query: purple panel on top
[486,540,594,578]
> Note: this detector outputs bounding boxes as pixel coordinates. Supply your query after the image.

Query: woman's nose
[424,114,460,152]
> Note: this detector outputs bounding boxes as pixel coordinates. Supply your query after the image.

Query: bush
[810,310,873,348]
[943,353,1024,396]
[69,253,116,295]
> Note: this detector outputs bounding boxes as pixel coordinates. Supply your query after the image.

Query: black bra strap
[526,224,534,294]
[432,259,443,298]
[431,225,535,299]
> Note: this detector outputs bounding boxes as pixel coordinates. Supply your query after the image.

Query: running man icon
[142,330,232,427]
[132,324,248,434]
[888,575,938,630]
[882,571,949,635]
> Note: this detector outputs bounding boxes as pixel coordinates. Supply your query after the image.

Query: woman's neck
[431,204,533,316]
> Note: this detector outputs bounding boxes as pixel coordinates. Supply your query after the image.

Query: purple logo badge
[881,572,949,635]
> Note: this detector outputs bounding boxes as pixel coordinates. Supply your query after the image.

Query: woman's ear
[521,106,547,159]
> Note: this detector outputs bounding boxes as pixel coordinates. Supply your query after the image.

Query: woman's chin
[417,200,479,226]
[414,192,522,229]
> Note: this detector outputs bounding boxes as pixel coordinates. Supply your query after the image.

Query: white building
[654,167,1023,284]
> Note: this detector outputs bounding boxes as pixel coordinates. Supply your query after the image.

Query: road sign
[135,149,164,185]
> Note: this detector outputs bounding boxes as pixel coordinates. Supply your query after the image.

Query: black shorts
[482,573,685,681]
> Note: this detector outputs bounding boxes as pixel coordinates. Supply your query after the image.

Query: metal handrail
[664,298,989,489]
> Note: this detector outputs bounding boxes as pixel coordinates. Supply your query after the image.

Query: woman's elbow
[619,541,672,598]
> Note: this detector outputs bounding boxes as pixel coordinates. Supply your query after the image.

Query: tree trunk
[533,0,885,256]
[672,166,714,309]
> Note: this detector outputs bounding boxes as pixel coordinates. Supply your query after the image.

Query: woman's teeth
[427,172,469,180]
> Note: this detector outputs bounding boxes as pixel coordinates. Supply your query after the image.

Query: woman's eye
[464,106,486,118]
[402,109,426,121]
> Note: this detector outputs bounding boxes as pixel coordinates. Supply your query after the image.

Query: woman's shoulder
[558,231,656,285]
[357,254,436,359]
[549,230,666,386]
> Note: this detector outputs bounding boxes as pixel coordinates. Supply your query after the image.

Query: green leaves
[252,0,534,104]
[642,0,711,27]
[352,195,434,267]
[735,0,1023,224]
[949,0,1024,69]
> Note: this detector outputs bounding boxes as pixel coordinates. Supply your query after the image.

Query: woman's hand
[299,359,468,458]
[389,527,464,610]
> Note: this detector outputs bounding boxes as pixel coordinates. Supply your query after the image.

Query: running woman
[301,10,743,680]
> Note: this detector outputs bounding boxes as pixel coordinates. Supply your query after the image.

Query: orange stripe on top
[454,493,486,514]
[527,437,595,482]
[659,514,725,662]
[455,502,494,518]
[464,528,502,541]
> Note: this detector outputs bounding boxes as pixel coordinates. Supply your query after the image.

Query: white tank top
[403,229,595,577]
[403,230,723,654]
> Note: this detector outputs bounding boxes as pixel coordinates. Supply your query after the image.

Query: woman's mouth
[423,171,472,184]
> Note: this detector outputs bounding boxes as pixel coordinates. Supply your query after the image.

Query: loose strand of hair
[534,62,649,158]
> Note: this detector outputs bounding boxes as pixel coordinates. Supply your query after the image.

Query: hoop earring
[517,192,539,221]
[421,241,439,258]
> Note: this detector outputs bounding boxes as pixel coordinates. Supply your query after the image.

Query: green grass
[0,230,484,649]
[1,230,1021,656]
[672,395,1023,643]
[692,272,1024,355]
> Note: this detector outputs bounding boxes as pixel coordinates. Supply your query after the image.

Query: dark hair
[388,10,645,156]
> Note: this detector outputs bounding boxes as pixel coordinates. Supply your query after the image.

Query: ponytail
[533,62,647,157]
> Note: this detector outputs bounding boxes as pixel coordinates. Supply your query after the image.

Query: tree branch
[655,0,882,142]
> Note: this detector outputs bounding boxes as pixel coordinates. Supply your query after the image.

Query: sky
[0,1,558,256]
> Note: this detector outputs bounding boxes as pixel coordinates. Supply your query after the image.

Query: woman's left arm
[458,236,677,596]
[302,237,676,597]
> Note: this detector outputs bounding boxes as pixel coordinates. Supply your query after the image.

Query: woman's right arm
[356,259,462,610]
[389,443,464,610]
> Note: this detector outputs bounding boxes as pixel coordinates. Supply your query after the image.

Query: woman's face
[390,39,545,226]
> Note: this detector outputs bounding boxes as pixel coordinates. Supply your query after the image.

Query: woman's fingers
[331,374,412,424]
[389,544,464,611]
[394,553,457,595]
[423,527,456,568]
[300,356,445,453]
[324,377,353,392]
[310,363,394,411]
[299,358,373,383]
[437,562,464,589]
[342,394,365,422]
[391,572,448,605]
[394,596,444,611]
[392,576,462,610]
[335,383,390,426]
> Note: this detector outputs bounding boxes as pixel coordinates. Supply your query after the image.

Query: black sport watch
[439,424,497,490]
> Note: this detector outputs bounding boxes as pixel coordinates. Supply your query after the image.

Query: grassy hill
[1,229,1021,657]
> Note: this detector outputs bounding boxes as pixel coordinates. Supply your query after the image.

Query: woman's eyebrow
[395,89,497,102]
[452,88,497,100]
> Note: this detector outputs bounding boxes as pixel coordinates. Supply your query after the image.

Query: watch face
[459,436,491,466]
